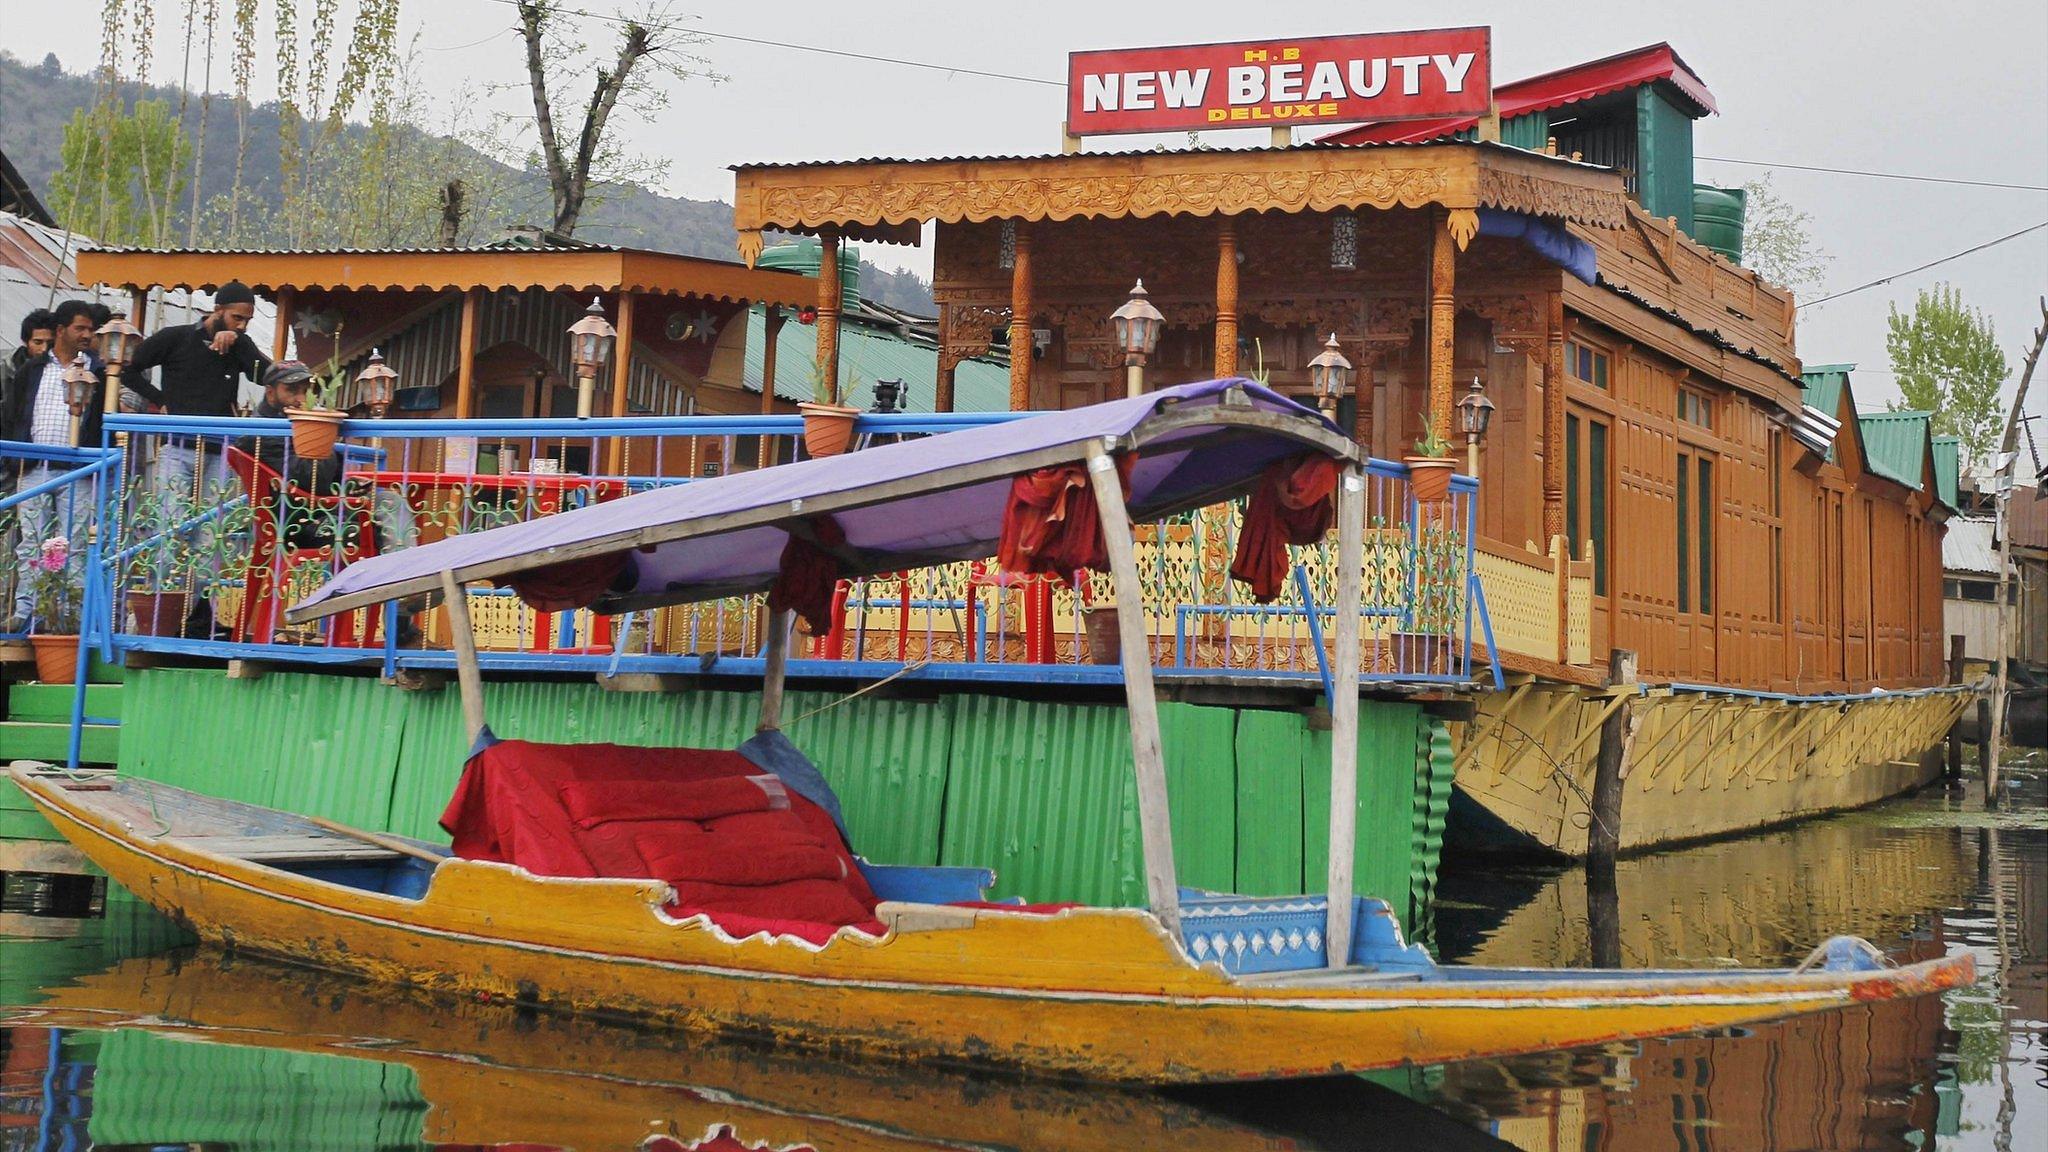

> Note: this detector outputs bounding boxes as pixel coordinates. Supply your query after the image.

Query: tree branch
[516,1,568,199]
[557,19,653,235]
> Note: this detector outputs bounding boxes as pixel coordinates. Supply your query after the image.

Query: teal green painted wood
[88,1029,430,1152]
[1159,703,1238,893]
[1303,703,1424,926]
[940,695,1142,906]
[1636,86,1696,235]
[0,720,118,764]
[1501,111,1549,152]
[1233,709,1306,896]
[6,682,121,722]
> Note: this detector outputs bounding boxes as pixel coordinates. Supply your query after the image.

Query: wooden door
[1564,407,1613,657]
[1676,448,1717,681]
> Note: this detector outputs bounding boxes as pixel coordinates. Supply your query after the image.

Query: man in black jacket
[3,300,106,630]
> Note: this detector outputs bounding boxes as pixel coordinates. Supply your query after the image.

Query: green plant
[25,535,83,634]
[1412,414,1452,458]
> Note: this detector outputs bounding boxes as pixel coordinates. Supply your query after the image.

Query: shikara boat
[13,381,1976,1083]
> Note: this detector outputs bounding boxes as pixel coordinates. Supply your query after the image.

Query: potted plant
[286,362,350,460]
[1405,415,1457,505]
[123,492,193,637]
[798,368,862,459]
[24,535,84,684]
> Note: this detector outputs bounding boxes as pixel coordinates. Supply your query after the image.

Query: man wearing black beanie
[125,279,273,637]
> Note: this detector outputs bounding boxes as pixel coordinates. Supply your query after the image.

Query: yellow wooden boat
[14,384,1976,1083]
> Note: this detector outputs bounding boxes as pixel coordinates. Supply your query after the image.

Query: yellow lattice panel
[1474,545,1560,662]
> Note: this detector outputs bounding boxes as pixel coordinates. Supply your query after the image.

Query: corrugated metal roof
[1932,436,1961,509]
[730,137,1617,174]
[1944,516,2004,576]
[1798,364,1855,463]
[738,304,1011,413]
[1857,409,1933,491]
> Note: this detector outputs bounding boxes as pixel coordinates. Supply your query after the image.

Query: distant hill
[0,51,935,314]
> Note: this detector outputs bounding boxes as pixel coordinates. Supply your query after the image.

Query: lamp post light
[1456,375,1496,478]
[1110,279,1165,399]
[355,348,399,417]
[1308,333,1353,424]
[62,352,96,446]
[96,310,141,447]
[567,297,616,419]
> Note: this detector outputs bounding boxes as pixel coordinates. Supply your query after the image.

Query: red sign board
[1067,28,1491,137]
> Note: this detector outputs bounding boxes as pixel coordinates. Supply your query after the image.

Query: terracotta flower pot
[29,634,81,685]
[1404,456,1456,505]
[127,590,189,637]
[286,407,347,460]
[1084,607,1122,666]
[798,402,862,459]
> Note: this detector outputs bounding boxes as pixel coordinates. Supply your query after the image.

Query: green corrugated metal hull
[87,1029,430,1151]
[118,668,1444,929]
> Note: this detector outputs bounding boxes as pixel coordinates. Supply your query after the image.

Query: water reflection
[1,763,2038,1150]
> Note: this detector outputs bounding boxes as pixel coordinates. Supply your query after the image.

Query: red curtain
[996,454,1136,577]
[767,515,846,634]
[505,551,630,612]
[1229,453,1340,602]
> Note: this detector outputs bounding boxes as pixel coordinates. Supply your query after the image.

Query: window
[1679,388,1714,429]
[1953,579,1999,603]
[1768,430,1784,623]
[1568,341,1609,389]
[1678,452,1713,615]
[1565,411,1610,595]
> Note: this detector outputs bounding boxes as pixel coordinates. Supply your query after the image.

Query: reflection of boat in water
[4,947,1519,1151]
[1436,804,1979,968]
[1417,934,1954,1152]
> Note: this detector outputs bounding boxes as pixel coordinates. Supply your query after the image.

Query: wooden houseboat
[728,40,1972,855]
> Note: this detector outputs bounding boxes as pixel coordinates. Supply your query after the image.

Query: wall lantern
[1110,279,1165,399]
[354,348,399,416]
[1456,375,1496,477]
[1308,333,1353,421]
[567,297,617,419]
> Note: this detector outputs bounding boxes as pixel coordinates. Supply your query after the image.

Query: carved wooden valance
[733,143,1629,264]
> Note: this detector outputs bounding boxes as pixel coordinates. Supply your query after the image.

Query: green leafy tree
[48,97,190,246]
[1886,283,2010,465]
[1740,173,1831,296]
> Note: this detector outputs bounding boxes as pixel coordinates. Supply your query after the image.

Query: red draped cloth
[767,515,846,633]
[1229,453,1340,602]
[505,551,630,612]
[996,455,1136,577]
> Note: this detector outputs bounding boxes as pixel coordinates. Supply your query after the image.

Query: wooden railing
[1472,535,1594,670]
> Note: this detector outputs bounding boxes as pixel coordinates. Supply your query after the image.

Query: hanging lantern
[1308,333,1352,416]
[567,297,617,379]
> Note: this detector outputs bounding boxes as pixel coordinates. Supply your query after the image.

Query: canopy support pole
[759,608,793,732]
[441,570,486,746]
[1086,449,1181,941]
[1325,466,1366,967]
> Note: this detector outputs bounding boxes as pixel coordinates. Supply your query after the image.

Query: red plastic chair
[226,447,382,647]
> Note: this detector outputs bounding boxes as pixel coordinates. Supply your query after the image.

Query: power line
[1698,155,2048,193]
[1802,221,2048,308]
[477,0,1062,87]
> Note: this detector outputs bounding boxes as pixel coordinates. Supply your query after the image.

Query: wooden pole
[1086,449,1181,939]
[815,231,843,407]
[1542,291,1566,546]
[271,286,295,362]
[454,289,481,419]
[758,608,792,732]
[1427,210,1459,446]
[1947,633,1967,779]
[604,289,636,473]
[759,308,784,466]
[1214,217,1239,378]
[1325,466,1365,967]
[1586,648,1638,865]
[1007,223,1033,412]
[441,570,487,746]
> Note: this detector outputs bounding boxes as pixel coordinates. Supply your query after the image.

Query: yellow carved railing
[1472,536,1594,669]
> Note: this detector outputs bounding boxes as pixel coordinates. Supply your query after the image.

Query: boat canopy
[288,379,1357,623]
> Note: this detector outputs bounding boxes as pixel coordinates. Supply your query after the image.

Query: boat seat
[875,900,979,933]
[180,833,403,865]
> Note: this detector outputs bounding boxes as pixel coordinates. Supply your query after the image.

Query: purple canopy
[288,379,1355,623]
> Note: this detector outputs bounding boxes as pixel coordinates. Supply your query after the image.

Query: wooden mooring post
[1947,634,1967,779]
[1586,649,1638,867]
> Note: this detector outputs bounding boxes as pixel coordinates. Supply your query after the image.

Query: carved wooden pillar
[1008,223,1033,411]
[454,288,480,420]
[1427,210,1459,444]
[815,230,843,406]
[270,287,294,361]
[1542,290,1567,546]
[1352,352,1375,450]
[604,289,637,473]
[1214,217,1239,378]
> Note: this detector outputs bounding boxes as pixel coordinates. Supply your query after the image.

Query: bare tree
[511,0,717,237]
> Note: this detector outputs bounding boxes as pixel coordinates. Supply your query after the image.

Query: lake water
[3,756,2041,1151]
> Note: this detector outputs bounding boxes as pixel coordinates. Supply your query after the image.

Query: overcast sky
[11,0,2045,438]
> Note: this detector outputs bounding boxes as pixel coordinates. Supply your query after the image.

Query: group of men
[0,282,371,637]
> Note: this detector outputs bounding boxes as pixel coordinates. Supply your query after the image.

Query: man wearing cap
[125,281,271,637]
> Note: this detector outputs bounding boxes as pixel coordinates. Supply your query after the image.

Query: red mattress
[440,739,882,943]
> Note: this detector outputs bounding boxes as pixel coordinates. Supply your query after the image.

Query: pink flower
[37,536,68,573]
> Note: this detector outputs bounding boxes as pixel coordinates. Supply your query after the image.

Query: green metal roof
[1856,409,1933,491]
[738,305,1010,413]
[1799,364,1853,419]
[1931,435,1960,508]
